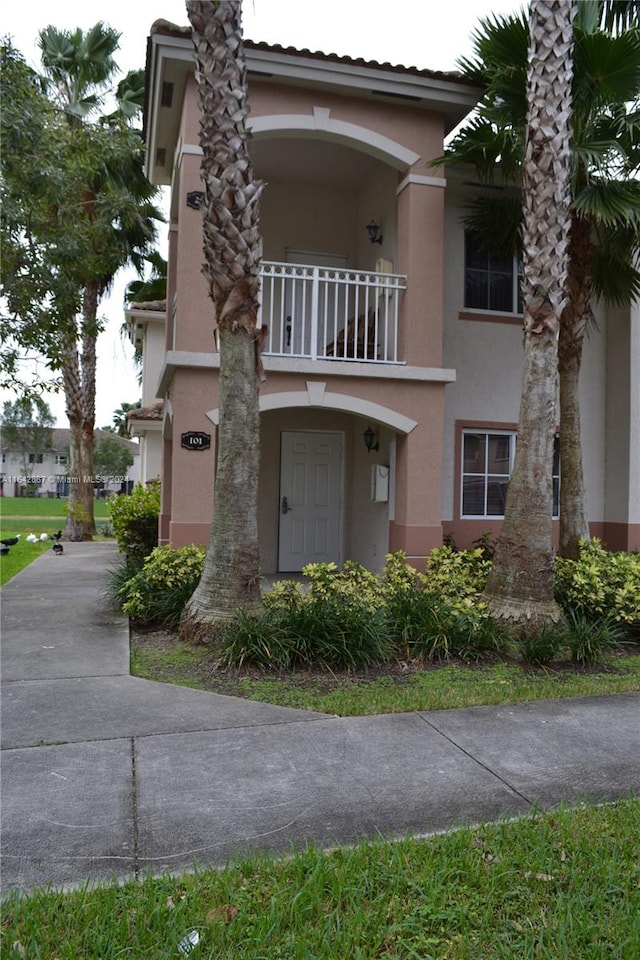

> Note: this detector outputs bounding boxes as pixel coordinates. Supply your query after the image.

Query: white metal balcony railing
[258,261,406,364]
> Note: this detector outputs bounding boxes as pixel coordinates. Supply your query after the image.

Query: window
[461,430,559,519]
[28,453,44,464]
[464,231,522,314]
[55,454,67,466]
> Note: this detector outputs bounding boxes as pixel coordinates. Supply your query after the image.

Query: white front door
[278,430,343,571]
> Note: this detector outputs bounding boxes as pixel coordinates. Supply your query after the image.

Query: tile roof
[149,20,470,87]
[128,300,167,312]
[127,400,164,423]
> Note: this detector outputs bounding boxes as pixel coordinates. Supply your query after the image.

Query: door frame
[277,428,345,572]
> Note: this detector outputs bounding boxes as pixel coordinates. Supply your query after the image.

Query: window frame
[460,427,559,520]
[463,230,522,316]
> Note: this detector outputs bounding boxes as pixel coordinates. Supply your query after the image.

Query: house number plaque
[181,431,211,451]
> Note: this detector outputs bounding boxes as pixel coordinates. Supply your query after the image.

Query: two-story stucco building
[135,21,640,573]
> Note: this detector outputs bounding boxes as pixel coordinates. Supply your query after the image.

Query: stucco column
[389,174,448,566]
[389,385,446,567]
[159,437,173,546]
[395,175,446,367]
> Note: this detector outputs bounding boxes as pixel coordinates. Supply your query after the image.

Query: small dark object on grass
[52,542,64,555]
[0,535,20,547]
[0,545,10,556]
[51,530,62,541]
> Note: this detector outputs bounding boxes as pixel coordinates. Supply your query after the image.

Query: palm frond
[599,0,640,32]
[438,117,523,183]
[573,27,640,113]
[463,194,523,257]
[573,179,640,225]
[591,243,640,304]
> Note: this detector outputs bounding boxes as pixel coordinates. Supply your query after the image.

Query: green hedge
[113,541,639,669]
[107,480,160,569]
[117,544,205,629]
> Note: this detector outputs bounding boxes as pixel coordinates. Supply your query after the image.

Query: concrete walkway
[1,543,638,894]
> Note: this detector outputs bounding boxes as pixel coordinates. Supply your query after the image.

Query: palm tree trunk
[62,282,99,541]
[182,325,261,629]
[558,215,592,558]
[482,0,575,628]
[180,0,264,642]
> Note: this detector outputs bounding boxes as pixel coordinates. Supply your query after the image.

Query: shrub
[119,544,205,628]
[562,610,628,667]
[105,555,139,608]
[306,559,384,608]
[219,594,392,670]
[423,546,491,603]
[555,539,640,627]
[447,607,514,661]
[217,610,296,669]
[518,624,565,666]
[107,479,160,569]
[384,584,451,660]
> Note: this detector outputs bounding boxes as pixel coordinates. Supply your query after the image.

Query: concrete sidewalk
[1,543,638,894]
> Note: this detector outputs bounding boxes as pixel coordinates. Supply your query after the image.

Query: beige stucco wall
[442,188,611,540]
[605,300,640,538]
[142,323,166,407]
[137,430,162,484]
[260,181,357,264]
[248,82,445,172]
[156,67,465,564]
[258,407,392,573]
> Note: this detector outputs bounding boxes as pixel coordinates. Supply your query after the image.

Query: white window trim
[461,429,559,520]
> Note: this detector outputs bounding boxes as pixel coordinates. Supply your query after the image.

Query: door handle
[281,496,291,514]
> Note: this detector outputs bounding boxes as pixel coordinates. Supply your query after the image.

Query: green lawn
[3,799,638,959]
[0,496,110,519]
[0,497,112,585]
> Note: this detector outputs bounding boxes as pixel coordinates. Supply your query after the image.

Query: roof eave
[144,27,480,186]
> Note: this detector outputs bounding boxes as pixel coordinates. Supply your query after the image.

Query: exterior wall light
[366,219,383,244]
[186,190,205,209]
[363,425,379,452]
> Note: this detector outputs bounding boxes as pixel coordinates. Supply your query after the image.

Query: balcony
[259,260,406,364]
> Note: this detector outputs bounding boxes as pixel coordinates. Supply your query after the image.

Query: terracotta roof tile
[149,21,468,86]
[127,400,164,423]
[129,300,167,312]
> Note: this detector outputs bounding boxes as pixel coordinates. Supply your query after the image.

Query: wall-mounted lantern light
[186,190,205,210]
[366,219,383,244]
[363,425,379,453]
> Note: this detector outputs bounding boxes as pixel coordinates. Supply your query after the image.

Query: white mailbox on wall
[371,464,390,502]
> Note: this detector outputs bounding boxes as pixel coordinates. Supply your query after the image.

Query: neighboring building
[125,298,166,483]
[0,428,139,498]
[139,23,640,572]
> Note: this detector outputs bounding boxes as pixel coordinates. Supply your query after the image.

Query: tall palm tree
[37,24,160,540]
[436,2,640,558]
[479,0,575,627]
[180,0,264,642]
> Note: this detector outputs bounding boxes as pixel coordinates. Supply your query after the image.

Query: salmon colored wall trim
[158,514,171,546]
[601,522,640,553]
[388,521,443,557]
[443,521,640,553]
[169,522,210,549]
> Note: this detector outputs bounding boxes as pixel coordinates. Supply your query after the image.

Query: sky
[2,0,524,429]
